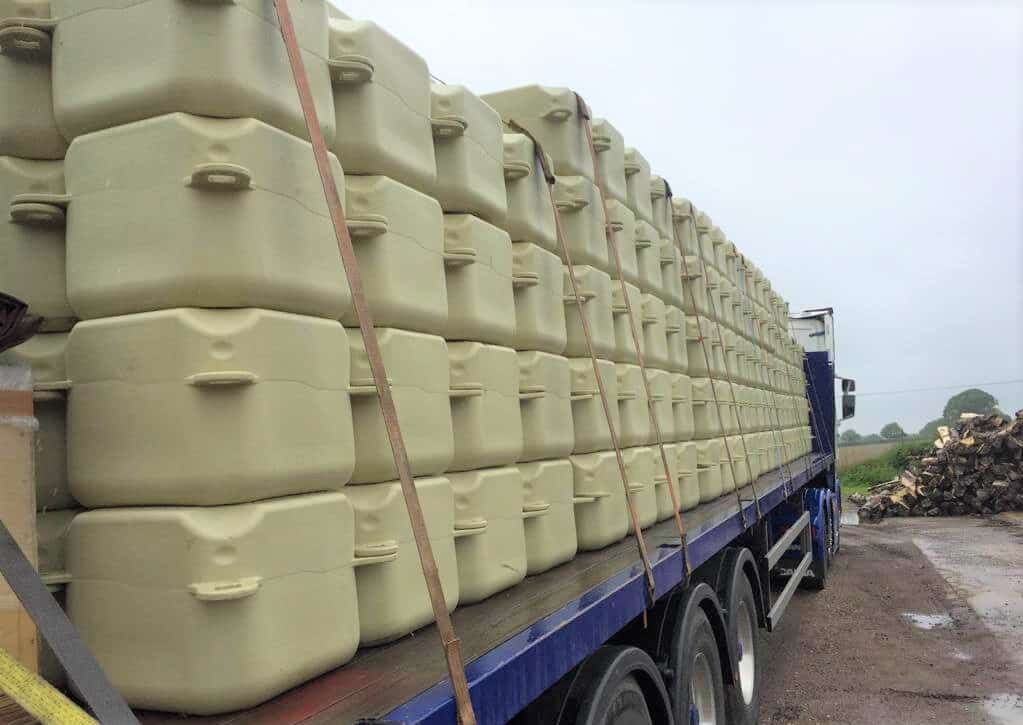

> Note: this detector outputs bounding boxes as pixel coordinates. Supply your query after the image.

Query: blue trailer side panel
[805,351,835,456]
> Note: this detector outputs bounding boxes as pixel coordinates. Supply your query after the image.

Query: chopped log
[858,410,1023,523]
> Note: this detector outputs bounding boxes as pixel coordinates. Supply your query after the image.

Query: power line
[855,379,1023,397]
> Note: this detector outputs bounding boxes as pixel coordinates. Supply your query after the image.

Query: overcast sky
[332,0,1023,435]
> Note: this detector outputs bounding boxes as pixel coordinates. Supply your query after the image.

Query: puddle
[984,693,1023,725]
[901,612,953,630]
[841,511,859,526]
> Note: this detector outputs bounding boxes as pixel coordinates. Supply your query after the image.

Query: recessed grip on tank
[186,162,253,191]
[0,25,51,57]
[328,55,374,84]
[188,576,262,603]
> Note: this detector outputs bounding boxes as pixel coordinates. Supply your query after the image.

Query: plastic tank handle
[328,54,374,84]
[187,163,252,191]
[0,26,51,58]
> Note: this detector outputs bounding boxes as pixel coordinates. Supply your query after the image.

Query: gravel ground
[758,511,1023,724]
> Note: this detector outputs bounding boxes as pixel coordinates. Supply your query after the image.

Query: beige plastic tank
[501,133,557,251]
[590,118,627,205]
[67,309,355,507]
[726,435,752,488]
[0,156,73,330]
[649,176,672,239]
[0,6,65,159]
[448,342,523,471]
[695,438,723,503]
[518,351,574,463]
[553,175,609,271]
[328,16,435,193]
[670,373,695,442]
[623,147,653,224]
[571,450,628,551]
[714,380,738,435]
[676,442,700,511]
[51,0,334,144]
[347,328,453,484]
[659,242,686,309]
[450,466,526,604]
[563,265,615,358]
[511,242,567,354]
[67,492,359,715]
[606,198,638,286]
[654,442,680,522]
[65,114,352,321]
[634,221,664,296]
[641,294,670,369]
[481,85,593,180]
[671,198,699,256]
[680,255,710,317]
[610,281,644,364]
[665,306,688,373]
[616,364,651,447]
[443,214,516,345]
[622,446,657,531]
[691,377,722,440]
[688,316,727,379]
[519,458,578,575]
[719,438,736,493]
[430,84,506,224]
[569,357,619,454]
[341,175,448,335]
[347,476,459,645]
[648,368,674,442]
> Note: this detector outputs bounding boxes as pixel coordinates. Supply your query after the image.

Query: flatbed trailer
[136,334,846,725]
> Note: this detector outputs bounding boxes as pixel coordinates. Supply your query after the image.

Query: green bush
[840,440,932,493]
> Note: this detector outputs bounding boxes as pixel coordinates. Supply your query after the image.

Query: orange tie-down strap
[574,95,692,572]
[272,2,476,724]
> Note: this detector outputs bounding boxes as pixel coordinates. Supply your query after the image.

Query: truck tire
[673,608,726,725]
[725,572,762,725]
[559,646,672,725]
[592,675,652,725]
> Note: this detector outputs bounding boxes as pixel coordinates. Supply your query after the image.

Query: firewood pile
[856,411,1023,523]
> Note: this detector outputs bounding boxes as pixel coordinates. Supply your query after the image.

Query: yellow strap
[0,648,97,725]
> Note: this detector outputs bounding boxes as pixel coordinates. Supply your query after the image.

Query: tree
[943,389,998,422]
[862,433,883,443]
[880,422,906,440]
[839,429,863,445]
[918,417,945,439]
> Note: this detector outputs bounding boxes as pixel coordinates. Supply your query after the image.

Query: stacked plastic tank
[0,3,811,716]
[482,87,703,550]
[671,199,813,490]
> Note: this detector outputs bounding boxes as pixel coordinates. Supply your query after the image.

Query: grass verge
[840,440,933,494]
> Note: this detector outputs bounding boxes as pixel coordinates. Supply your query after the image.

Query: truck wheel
[594,675,652,725]
[563,646,672,725]
[725,572,762,725]
[674,609,726,725]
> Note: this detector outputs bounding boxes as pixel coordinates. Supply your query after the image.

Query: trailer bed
[139,452,833,725]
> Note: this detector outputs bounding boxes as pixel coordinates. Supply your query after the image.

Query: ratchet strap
[272,3,476,724]
[575,96,692,576]
[509,119,658,600]
[0,518,132,724]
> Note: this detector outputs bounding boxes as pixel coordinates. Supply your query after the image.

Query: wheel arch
[565,645,674,725]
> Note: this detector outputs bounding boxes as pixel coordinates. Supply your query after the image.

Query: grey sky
[333,0,1023,435]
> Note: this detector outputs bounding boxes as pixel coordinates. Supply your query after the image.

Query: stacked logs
[856,411,1023,523]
